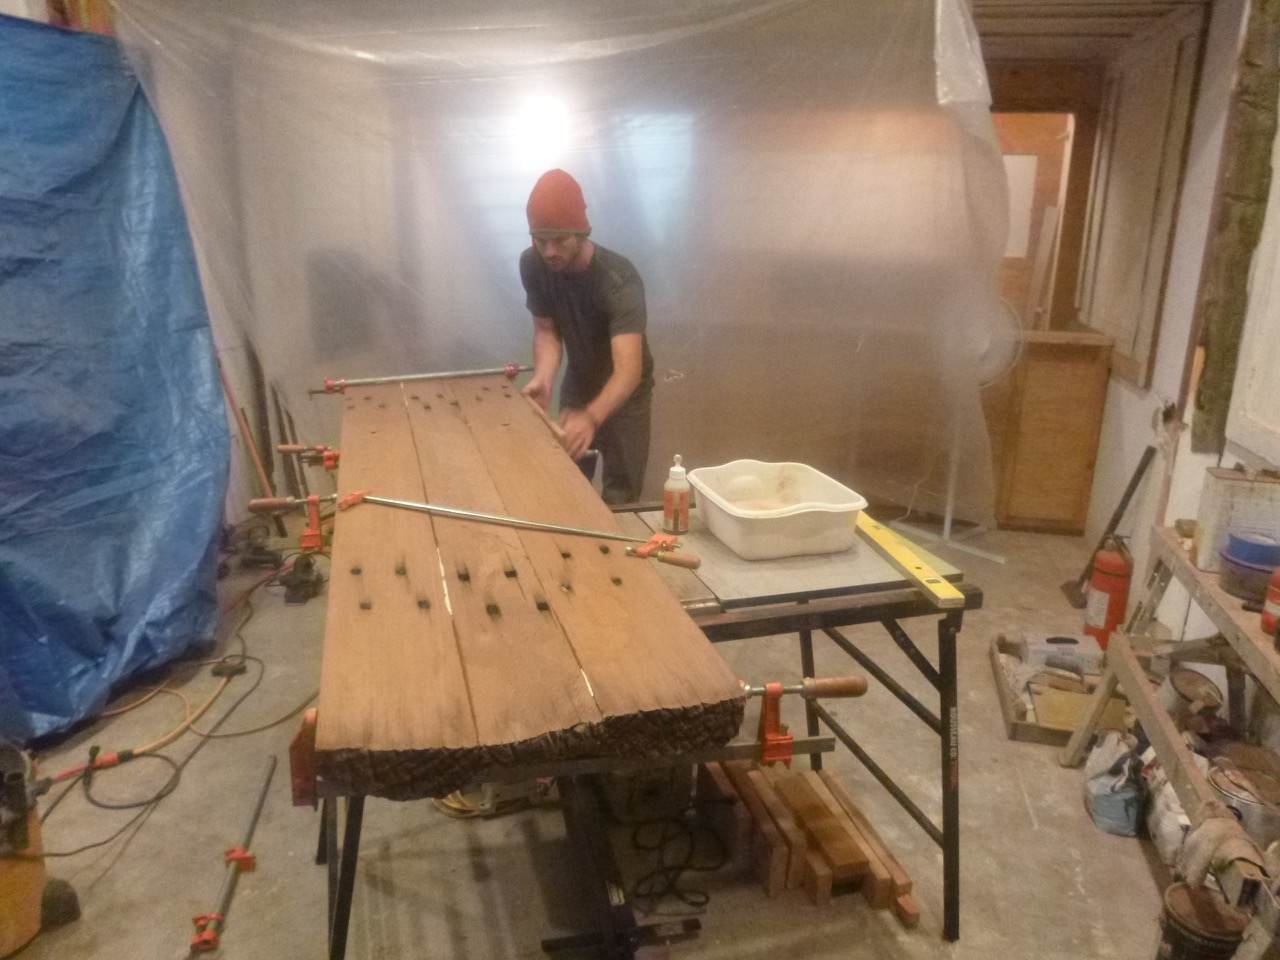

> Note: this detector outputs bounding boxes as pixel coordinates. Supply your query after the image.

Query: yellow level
[855,514,966,609]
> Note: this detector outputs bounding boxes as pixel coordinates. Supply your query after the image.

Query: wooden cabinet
[982,330,1112,534]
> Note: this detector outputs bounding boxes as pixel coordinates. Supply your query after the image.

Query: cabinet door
[988,333,1112,533]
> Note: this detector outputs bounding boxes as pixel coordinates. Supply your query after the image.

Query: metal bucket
[1209,765,1280,850]
[1155,882,1247,960]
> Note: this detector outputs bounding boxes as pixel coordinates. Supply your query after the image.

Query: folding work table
[307,519,980,959]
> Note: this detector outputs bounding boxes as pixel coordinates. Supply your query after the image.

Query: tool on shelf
[743,676,868,765]
[189,756,276,955]
[337,491,701,569]
[311,362,532,395]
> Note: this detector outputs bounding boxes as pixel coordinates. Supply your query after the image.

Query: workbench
[301,372,982,959]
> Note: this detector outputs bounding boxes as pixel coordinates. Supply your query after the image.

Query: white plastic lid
[669,454,686,480]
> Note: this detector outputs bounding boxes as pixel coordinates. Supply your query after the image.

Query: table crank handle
[800,675,867,698]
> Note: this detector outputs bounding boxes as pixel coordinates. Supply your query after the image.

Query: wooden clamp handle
[655,551,701,570]
[801,675,868,699]
[522,393,569,445]
[248,496,298,513]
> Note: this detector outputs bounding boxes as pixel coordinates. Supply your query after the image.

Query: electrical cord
[628,799,730,913]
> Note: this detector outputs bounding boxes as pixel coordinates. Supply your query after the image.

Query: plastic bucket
[1155,883,1247,959]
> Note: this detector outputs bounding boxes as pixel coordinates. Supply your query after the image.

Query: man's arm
[558,332,643,459]
[521,314,561,410]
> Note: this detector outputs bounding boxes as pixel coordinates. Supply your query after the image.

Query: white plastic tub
[686,460,867,560]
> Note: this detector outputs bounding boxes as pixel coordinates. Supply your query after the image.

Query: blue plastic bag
[0,16,228,742]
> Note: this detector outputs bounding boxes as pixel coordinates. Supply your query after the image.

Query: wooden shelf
[1150,527,1280,704]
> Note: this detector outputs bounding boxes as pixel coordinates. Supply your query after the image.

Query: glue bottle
[663,455,690,535]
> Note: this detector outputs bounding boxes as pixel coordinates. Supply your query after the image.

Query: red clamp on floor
[225,845,256,872]
[191,913,223,951]
[633,533,680,558]
[336,490,369,511]
[756,682,794,766]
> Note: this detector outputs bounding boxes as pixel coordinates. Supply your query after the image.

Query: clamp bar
[338,491,700,569]
[311,363,532,395]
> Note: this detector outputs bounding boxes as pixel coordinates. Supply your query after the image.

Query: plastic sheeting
[0,16,228,742]
[114,0,1007,523]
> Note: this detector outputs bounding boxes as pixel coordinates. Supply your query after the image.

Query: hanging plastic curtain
[114,0,1006,523]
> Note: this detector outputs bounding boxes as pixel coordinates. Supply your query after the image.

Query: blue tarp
[0,15,228,743]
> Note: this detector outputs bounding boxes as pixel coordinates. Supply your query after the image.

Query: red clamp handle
[503,363,521,380]
[324,378,347,394]
[225,845,256,872]
[337,490,369,511]
[633,533,680,558]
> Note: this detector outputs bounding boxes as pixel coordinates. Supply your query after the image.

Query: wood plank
[315,376,744,799]
[818,770,913,897]
[406,382,600,748]
[767,768,867,881]
[722,762,786,897]
[746,769,808,890]
[316,386,475,757]
[802,771,893,908]
[803,850,833,906]
[893,893,921,929]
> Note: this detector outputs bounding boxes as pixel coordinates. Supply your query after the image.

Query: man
[519,169,654,504]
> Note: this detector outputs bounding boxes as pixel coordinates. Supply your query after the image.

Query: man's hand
[558,408,597,460]
[522,376,553,411]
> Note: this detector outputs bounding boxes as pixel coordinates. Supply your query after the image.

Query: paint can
[1155,882,1247,959]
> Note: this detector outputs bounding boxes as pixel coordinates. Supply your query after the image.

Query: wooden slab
[802,771,893,908]
[768,769,867,881]
[314,378,744,799]
[722,761,787,896]
[746,768,808,890]
[818,770,913,897]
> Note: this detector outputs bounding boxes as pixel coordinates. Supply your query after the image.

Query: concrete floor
[17,526,1166,960]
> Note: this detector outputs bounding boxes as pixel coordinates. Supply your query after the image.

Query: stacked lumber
[695,761,918,927]
[314,377,745,800]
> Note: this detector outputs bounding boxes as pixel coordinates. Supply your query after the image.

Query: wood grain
[314,378,744,799]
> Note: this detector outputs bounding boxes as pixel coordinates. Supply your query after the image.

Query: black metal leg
[798,628,821,770]
[939,613,961,941]
[322,798,338,936]
[329,795,365,960]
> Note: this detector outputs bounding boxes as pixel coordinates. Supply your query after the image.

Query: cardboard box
[1193,467,1280,572]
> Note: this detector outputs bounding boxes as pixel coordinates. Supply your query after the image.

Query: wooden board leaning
[313,376,745,800]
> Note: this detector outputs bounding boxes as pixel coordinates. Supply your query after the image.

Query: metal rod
[310,365,531,394]
[939,611,961,941]
[204,756,277,947]
[811,702,942,846]
[360,494,652,545]
[822,628,941,734]
[881,618,942,690]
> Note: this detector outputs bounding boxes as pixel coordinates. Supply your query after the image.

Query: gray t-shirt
[520,244,655,411]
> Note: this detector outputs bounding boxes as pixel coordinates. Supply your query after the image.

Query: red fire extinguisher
[1084,536,1132,651]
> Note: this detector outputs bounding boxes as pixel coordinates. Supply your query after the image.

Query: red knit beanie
[526,169,590,235]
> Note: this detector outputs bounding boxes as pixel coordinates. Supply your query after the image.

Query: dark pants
[578,400,650,505]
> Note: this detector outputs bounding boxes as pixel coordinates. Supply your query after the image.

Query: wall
[0,1,44,19]
[1085,0,1246,637]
